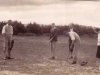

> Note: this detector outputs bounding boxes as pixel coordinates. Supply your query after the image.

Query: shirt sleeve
[69,32,75,41]
[2,25,5,34]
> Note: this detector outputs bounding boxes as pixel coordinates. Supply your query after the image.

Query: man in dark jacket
[49,23,58,59]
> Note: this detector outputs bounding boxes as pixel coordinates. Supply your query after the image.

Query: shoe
[71,61,76,64]
[7,57,13,59]
[49,56,55,60]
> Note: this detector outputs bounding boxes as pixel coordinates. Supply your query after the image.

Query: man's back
[74,32,81,43]
[69,31,81,43]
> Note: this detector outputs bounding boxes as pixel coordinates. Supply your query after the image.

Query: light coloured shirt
[2,24,13,35]
[97,33,100,46]
[69,30,81,43]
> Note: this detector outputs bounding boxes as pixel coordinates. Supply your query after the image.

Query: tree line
[0,21,99,36]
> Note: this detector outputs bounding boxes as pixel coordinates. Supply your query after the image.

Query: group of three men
[2,20,80,64]
[2,20,100,66]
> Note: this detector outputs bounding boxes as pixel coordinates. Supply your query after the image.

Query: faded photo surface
[0,0,100,75]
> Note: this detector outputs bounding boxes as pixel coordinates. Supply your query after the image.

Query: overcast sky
[0,0,100,27]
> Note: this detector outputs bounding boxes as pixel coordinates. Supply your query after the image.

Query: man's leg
[8,48,11,58]
[69,48,74,59]
[3,47,7,59]
[68,41,74,59]
[72,51,77,64]
[53,42,56,58]
[50,41,56,59]
[69,52,73,59]
[7,39,12,58]
[72,43,79,64]
[3,39,8,60]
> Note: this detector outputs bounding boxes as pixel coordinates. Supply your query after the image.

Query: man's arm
[11,26,13,35]
[2,26,6,35]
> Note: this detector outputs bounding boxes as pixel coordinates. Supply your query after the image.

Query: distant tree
[0,20,99,36]
[57,25,69,35]
[12,21,26,35]
[26,22,42,35]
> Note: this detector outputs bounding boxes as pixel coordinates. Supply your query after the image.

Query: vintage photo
[0,0,100,75]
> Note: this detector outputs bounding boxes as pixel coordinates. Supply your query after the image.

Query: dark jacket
[50,28,58,42]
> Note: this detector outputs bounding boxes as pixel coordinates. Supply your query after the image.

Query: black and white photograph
[0,0,100,75]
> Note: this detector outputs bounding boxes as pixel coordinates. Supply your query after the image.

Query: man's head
[8,20,12,25]
[69,23,74,31]
[51,23,55,28]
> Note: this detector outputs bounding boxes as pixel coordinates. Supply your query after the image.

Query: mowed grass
[0,35,100,75]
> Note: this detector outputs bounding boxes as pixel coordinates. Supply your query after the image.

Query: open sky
[0,0,100,27]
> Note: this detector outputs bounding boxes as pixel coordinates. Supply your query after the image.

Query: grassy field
[0,35,100,75]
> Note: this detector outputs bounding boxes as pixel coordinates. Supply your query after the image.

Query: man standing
[68,25,81,64]
[49,23,58,59]
[93,28,100,69]
[2,20,13,60]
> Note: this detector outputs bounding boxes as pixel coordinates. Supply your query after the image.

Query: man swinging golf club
[68,24,81,64]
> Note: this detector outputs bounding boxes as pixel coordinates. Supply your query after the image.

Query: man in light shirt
[68,25,81,64]
[93,28,100,69]
[2,20,13,60]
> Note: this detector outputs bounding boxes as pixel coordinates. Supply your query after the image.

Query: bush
[26,22,42,35]
[0,20,99,37]
[12,21,26,35]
